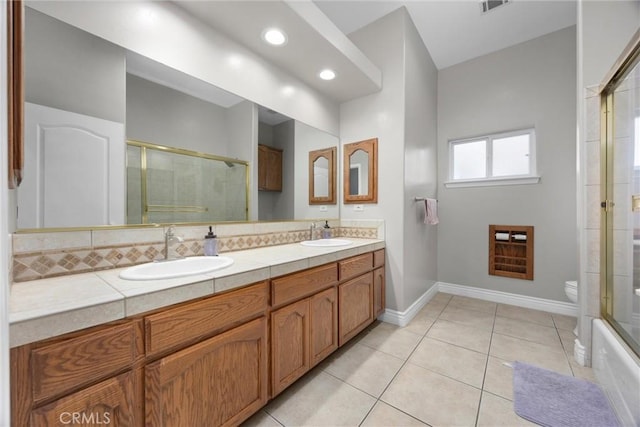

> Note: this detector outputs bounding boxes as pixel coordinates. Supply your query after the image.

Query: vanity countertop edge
[9,238,385,348]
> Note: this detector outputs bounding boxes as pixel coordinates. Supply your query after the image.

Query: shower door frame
[600,31,640,358]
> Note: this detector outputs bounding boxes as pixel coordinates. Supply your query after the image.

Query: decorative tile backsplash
[12,220,384,282]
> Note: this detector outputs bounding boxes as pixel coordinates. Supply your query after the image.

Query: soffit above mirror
[174,0,382,103]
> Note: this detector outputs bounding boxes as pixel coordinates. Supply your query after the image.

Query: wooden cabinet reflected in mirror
[343,138,377,204]
[309,147,336,205]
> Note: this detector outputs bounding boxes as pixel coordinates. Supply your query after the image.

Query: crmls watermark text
[59,412,112,425]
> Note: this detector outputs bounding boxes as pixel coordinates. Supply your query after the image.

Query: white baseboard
[379,284,439,327]
[437,282,578,317]
[379,281,579,327]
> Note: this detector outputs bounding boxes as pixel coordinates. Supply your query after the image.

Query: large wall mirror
[15,3,339,230]
[309,147,336,205]
[344,138,378,204]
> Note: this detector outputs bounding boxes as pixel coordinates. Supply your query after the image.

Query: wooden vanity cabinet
[339,272,374,345]
[271,298,311,396]
[31,372,136,426]
[145,317,268,427]
[337,252,381,346]
[12,249,385,426]
[373,250,386,318]
[144,281,269,426]
[309,287,339,366]
[11,320,143,426]
[270,264,339,396]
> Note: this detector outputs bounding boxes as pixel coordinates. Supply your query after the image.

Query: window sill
[444,176,541,188]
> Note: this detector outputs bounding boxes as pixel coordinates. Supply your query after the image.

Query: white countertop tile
[10,272,123,323]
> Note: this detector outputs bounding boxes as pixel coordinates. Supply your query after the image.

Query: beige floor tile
[266,370,376,426]
[476,392,538,427]
[356,321,423,360]
[403,310,437,336]
[557,327,577,355]
[426,319,492,353]
[494,316,563,349]
[569,357,597,382]
[490,333,572,375]
[449,295,498,314]
[322,342,404,397]
[419,300,448,319]
[409,337,487,388]
[241,410,283,427]
[439,304,495,331]
[432,292,453,304]
[360,401,428,426]
[381,363,481,427]
[552,313,578,332]
[496,304,555,327]
[483,356,514,401]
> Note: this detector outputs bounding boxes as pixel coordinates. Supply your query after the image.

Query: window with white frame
[447,128,539,187]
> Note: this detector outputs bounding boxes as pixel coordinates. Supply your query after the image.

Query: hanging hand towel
[424,198,439,225]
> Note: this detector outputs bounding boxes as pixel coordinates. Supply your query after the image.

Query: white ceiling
[175,0,577,103]
[314,0,577,70]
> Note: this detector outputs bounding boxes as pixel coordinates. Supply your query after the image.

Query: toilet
[564,280,578,304]
[564,280,578,335]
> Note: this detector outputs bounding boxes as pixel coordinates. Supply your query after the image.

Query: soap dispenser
[204,226,218,256]
[322,221,331,239]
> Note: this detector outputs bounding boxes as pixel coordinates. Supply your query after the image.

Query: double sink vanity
[10,234,385,426]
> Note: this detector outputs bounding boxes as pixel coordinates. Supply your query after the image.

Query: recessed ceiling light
[262,28,287,46]
[319,69,336,81]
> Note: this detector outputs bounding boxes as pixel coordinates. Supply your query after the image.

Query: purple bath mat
[512,361,620,427]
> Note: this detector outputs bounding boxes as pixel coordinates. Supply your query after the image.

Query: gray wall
[402,9,439,309]
[581,0,640,88]
[25,7,125,123]
[126,74,236,157]
[342,8,439,312]
[258,120,294,221]
[437,26,577,302]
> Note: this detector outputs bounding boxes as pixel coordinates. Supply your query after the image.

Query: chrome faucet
[163,225,184,261]
[310,222,317,240]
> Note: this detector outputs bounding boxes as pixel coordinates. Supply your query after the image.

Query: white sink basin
[300,239,352,247]
[119,256,234,280]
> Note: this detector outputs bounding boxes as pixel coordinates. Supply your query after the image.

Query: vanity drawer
[373,249,385,268]
[272,263,338,308]
[145,281,269,357]
[339,253,374,281]
[30,322,136,404]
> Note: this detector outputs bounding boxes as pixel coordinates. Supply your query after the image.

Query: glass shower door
[603,52,640,357]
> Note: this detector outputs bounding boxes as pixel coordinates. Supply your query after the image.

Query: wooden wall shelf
[489,225,534,280]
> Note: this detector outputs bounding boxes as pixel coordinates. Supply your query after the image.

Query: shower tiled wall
[581,86,602,365]
[10,220,384,283]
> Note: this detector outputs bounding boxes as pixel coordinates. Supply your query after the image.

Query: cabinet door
[310,287,338,367]
[339,272,374,346]
[31,372,135,426]
[373,266,385,318]
[258,145,282,192]
[145,317,268,427]
[266,148,282,191]
[271,299,310,397]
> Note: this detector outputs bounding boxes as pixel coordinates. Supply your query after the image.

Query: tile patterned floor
[243,293,595,427]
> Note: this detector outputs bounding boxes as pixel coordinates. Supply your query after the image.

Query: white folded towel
[495,233,510,241]
[513,234,527,241]
[424,198,439,225]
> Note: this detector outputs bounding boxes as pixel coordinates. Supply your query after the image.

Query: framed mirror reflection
[343,138,378,204]
[15,4,339,230]
[309,147,336,205]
